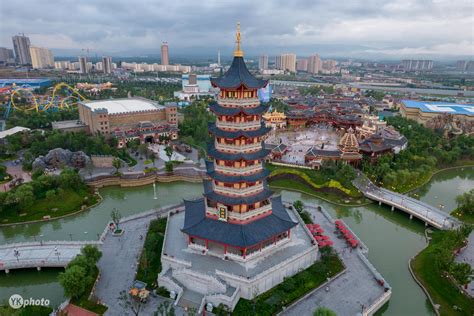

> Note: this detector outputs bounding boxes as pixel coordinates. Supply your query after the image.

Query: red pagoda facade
[181,24,296,260]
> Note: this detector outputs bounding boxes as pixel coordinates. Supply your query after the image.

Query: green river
[1,166,473,315]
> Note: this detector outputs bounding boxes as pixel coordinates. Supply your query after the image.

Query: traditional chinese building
[263,110,287,129]
[182,24,297,259]
[159,25,318,311]
[305,128,361,168]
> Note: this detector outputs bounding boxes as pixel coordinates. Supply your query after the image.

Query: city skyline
[1,0,473,60]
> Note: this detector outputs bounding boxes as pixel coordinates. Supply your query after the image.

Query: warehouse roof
[80,98,164,114]
[402,100,474,116]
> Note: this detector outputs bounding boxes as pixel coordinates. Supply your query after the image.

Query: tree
[449,262,473,286]
[293,200,304,213]
[155,300,175,316]
[165,161,173,173]
[314,307,337,316]
[15,184,34,210]
[456,189,474,215]
[59,265,87,299]
[164,146,173,162]
[112,158,122,173]
[118,290,143,316]
[138,144,148,159]
[81,244,102,265]
[59,168,82,190]
[45,189,56,201]
[150,152,156,167]
[111,208,122,230]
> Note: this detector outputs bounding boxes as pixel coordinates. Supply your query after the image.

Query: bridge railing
[0,240,101,250]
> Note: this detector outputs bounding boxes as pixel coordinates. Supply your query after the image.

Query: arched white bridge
[0,241,101,273]
[354,175,460,230]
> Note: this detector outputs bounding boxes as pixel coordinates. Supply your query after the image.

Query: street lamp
[13,249,20,262]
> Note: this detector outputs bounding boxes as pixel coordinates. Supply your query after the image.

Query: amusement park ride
[1,82,88,119]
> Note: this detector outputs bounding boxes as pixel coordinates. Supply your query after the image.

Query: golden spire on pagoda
[234,22,244,57]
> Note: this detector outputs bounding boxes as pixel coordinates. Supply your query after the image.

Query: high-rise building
[0,48,15,65]
[12,34,32,65]
[456,60,474,72]
[276,53,296,72]
[322,59,337,72]
[102,56,112,74]
[259,55,268,70]
[29,47,54,69]
[78,56,88,74]
[296,59,308,72]
[307,54,321,74]
[161,42,169,65]
[401,59,433,71]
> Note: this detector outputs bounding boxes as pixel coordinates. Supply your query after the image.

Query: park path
[282,204,389,316]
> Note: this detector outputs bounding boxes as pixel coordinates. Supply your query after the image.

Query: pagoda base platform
[158,203,318,312]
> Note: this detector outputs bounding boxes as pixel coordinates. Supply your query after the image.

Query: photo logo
[8,294,23,309]
[9,294,50,309]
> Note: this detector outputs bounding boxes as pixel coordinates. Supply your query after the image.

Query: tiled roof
[211,56,267,89]
[181,195,297,248]
[208,123,270,139]
[203,180,273,205]
[209,101,269,116]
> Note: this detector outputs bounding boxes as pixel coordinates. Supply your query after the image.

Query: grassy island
[0,168,98,225]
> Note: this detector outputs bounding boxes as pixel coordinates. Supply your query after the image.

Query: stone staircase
[172,268,227,294]
[177,289,204,311]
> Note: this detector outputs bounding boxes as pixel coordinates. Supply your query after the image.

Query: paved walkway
[1,160,32,192]
[282,204,389,316]
[94,208,190,316]
[455,231,474,297]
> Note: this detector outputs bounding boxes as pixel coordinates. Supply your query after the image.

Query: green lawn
[71,266,108,315]
[0,189,98,224]
[233,254,344,316]
[136,218,167,288]
[269,178,367,206]
[411,231,474,316]
[0,305,53,316]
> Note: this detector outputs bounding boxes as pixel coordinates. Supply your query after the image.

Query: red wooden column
[243,248,247,259]
[224,244,227,254]
[205,239,209,250]
[287,229,291,239]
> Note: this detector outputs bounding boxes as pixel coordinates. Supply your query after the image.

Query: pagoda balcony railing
[214,163,262,174]
[214,141,262,152]
[216,120,261,130]
[207,203,272,221]
[213,183,264,196]
[218,97,260,107]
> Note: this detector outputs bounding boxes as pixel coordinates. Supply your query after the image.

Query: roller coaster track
[9,82,88,112]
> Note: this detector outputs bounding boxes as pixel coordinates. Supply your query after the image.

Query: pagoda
[181,23,297,260]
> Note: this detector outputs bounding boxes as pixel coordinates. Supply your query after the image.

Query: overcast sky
[1,0,473,59]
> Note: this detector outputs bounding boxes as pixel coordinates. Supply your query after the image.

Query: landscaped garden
[59,245,108,314]
[411,226,474,316]
[0,168,98,224]
[136,217,168,294]
[451,189,474,225]
[362,117,474,193]
[266,163,367,205]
